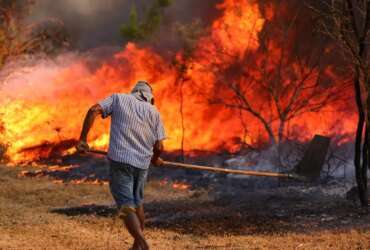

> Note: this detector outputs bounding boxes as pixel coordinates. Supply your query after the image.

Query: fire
[172,182,191,191]
[69,178,108,186]
[18,164,109,185]
[0,0,357,163]
[159,178,191,191]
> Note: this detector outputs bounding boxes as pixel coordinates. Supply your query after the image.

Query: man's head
[131,80,154,104]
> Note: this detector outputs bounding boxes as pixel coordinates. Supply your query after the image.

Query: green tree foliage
[120,0,173,41]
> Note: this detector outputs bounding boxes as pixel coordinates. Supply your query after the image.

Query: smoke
[27,0,133,49]
[1,53,88,101]
[27,0,223,50]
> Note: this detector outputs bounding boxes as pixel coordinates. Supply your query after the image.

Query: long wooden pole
[88,149,298,179]
[162,160,291,178]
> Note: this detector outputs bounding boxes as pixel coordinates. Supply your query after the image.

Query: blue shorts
[109,160,148,210]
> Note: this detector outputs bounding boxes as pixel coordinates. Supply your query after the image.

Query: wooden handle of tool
[87,149,292,179]
[88,149,108,155]
[162,161,290,178]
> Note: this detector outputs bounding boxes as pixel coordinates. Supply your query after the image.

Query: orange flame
[172,182,191,191]
[0,0,356,163]
[18,163,108,185]
[159,178,190,191]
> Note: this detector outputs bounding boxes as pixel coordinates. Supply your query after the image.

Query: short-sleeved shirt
[98,94,166,169]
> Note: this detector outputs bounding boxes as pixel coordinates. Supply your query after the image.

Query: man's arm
[76,104,103,152]
[151,140,164,166]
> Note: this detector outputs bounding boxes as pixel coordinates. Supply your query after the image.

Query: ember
[18,165,108,185]
[172,182,191,191]
[160,178,191,191]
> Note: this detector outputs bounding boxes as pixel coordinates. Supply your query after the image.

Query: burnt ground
[1,153,369,249]
[50,181,369,237]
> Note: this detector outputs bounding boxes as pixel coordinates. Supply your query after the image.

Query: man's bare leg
[136,205,145,231]
[133,240,141,250]
[123,212,149,250]
[132,205,146,249]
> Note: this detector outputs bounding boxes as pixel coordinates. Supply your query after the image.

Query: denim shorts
[109,160,148,209]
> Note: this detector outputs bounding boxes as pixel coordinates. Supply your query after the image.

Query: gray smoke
[27,0,222,50]
[27,0,134,49]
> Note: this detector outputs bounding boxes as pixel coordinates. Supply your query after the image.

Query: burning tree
[121,0,203,161]
[204,3,344,146]
[309,0,370,207]
[172,20,204,161]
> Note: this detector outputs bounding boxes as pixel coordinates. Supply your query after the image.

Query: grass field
[0,165,369,250]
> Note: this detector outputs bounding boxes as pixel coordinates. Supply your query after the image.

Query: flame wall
[0,0,356,163]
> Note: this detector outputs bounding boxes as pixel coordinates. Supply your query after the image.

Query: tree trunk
[360,124,368,205]
[276,119,286,171]
[179,79,185,162]
[354,67,368,207]
[278,119,286,145]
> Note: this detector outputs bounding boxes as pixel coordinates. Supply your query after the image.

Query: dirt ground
[0,165,369,250]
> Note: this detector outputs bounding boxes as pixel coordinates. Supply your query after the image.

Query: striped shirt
[98,94,166,169]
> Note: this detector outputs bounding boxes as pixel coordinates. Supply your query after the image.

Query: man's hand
[76,140,90,153]
[151,157,164,167]
[151,140,164,167]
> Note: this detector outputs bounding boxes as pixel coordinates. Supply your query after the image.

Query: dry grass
[0,165,369,250]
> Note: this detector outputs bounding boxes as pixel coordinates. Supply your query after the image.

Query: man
[76,80,166,250]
